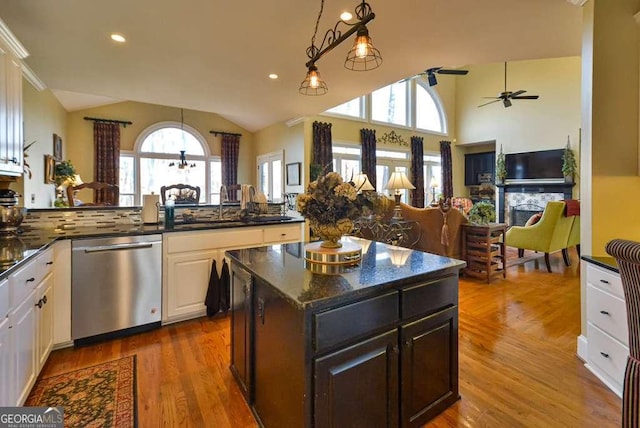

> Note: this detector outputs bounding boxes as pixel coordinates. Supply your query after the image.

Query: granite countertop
[581,255,619,273]
[226,237,467,311]
[0,216,304,278]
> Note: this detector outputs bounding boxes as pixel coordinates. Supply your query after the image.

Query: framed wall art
[53,133,62,161]
[44,155,56,184]
[286,162,301,186]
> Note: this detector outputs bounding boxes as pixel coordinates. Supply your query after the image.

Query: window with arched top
[119,122,221,206]
[415,82,446,134]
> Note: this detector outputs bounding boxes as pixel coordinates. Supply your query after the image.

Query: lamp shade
[429,176,439,188]
[385,171,415,191]
[73,174,83,185]
[353,173,375,191]
[388,246,411,266]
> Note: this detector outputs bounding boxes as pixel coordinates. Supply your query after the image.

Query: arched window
[119,122,220,205]
[415,82,446,134]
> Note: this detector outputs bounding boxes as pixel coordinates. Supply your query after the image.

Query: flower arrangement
[54,160,77,186]
[297,172,361,225]
[468,201,496,225]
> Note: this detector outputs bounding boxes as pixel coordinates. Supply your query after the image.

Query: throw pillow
[525,213,542,227]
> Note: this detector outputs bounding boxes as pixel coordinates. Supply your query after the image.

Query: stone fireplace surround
[497,182,575,226]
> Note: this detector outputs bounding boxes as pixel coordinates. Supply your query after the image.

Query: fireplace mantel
[497,182,575,223]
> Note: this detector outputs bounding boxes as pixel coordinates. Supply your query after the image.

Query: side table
[461,223,507,283]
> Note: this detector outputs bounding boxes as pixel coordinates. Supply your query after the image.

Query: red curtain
[411,136,425,207]
[94,122,120,204]
[440,140,453,200]
[360,128,377,189]
[221,134,240,187]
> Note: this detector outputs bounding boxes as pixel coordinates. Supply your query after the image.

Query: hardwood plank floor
[39,248,620,427]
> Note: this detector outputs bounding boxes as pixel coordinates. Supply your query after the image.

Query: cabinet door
[52,240,72,345]
[464,154,476,186]
[400,307,458,428]
[36,273,54,371]
[230,264,252,401]
[165,249,220,321]
[11,289,36,406]
[0,316,14,406]
[314,330,399,428]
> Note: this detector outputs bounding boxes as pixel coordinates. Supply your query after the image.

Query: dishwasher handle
[83,242,155,253]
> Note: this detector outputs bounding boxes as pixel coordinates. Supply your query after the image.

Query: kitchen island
[226,237,466,428]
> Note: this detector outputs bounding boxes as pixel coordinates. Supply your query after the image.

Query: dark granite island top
[226,237,466,428]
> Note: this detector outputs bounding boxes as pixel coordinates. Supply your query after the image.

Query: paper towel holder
[142,193,161,225]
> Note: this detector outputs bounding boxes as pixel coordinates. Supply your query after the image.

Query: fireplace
[497,182,575,225]
[510,204,544,227]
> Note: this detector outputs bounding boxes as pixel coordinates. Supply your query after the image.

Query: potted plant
[495,145,507,184]
[562,138,578,183]
[54,160,77,187]
[467,201,496,225]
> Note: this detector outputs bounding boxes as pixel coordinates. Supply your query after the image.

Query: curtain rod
[209,130,242,137]
[83,116,133,127]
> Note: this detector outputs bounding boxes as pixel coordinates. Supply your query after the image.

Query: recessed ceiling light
[340,11,353,21]
[268,74,278,80]
[110,34,126,43]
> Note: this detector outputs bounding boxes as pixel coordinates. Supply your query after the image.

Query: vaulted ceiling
[0,0,582,132]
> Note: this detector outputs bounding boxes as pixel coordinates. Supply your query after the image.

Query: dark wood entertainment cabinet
[227,239,466,427]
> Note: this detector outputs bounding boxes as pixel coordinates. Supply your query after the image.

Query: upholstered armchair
[505,201,576,272]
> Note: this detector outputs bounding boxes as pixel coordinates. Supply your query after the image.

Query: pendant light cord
[310,0,325,50]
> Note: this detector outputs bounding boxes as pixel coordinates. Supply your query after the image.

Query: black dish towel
[220,259,231,312]
[205,259,220,316]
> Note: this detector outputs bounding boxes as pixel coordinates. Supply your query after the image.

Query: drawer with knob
[586,284,628,345]
[587,323,628,388]
[586,264,624,299]
[9,258,39,308]
[263,224,302,243]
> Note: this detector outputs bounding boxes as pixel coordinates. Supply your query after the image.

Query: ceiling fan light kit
[424,67,469,86]
[478,62,540,108]
[299,0,382,96]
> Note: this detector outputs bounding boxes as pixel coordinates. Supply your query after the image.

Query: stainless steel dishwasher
[72,234,162,343]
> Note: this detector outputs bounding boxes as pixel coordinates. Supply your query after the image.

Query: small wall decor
[44,155,56,184]
[53,134,62,161]
[286,162,301,186]
[377,130,408,147]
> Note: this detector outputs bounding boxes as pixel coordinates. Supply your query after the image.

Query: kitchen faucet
[219,185,228,219]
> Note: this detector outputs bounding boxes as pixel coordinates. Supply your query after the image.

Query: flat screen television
[505,149,564,180]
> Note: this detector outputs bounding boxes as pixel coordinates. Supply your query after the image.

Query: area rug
[25,355,137,428]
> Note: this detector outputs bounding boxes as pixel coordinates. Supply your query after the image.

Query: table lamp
[385,171,415,220]
[352,172,375,192]
[429,176,439,207]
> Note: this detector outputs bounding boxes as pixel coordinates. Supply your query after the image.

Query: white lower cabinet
[166,249,221,320]
[163,223,303,323]
[0,315,14,406]
[11,288,36,406]
[35,272,54,370]
[584,263,628,397]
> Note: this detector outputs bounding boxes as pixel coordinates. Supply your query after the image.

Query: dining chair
[160,184,200,205]
[67,182,119,206]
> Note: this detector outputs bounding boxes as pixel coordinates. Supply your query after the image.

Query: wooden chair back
[161,184,201,205]
[67,182,119,206]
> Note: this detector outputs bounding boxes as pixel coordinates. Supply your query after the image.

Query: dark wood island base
[227,238,465,428]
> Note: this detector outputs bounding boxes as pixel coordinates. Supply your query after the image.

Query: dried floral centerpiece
[297,172,362,248]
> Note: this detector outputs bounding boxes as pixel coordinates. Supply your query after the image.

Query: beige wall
[253,121,305,194]
[66,101,255,198]
[455,57,581,153]
[18,83,67,208]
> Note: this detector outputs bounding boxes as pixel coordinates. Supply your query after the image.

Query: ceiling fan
[478,62,539,108]
[422,67,469,86]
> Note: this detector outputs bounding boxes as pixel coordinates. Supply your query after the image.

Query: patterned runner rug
[25,355,137,428]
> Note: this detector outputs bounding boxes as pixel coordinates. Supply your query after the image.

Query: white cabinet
[163,223,303,324]
[584,263,629,397]
[166,249,221,320]
[0,309,13,406]
[0,41,23,176]
[35,272,53,370]
[11,288,36,406]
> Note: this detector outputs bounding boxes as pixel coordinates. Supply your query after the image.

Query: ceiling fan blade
[437,69,468,75]
[482,97,501,99]
[510,90,526,98]
[503,98,512,108]
[512,95,539,100]
[478,99,501,107]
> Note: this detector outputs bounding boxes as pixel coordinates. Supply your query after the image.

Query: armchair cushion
[525,213,543,227]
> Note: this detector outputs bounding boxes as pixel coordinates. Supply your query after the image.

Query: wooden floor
[40,248,621,427]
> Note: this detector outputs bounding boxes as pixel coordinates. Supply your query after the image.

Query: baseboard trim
[576,334,588,362]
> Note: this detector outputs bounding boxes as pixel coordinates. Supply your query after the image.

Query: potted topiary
[467,201,496,225]
[562,138,578,183]
[495,145,507,185]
